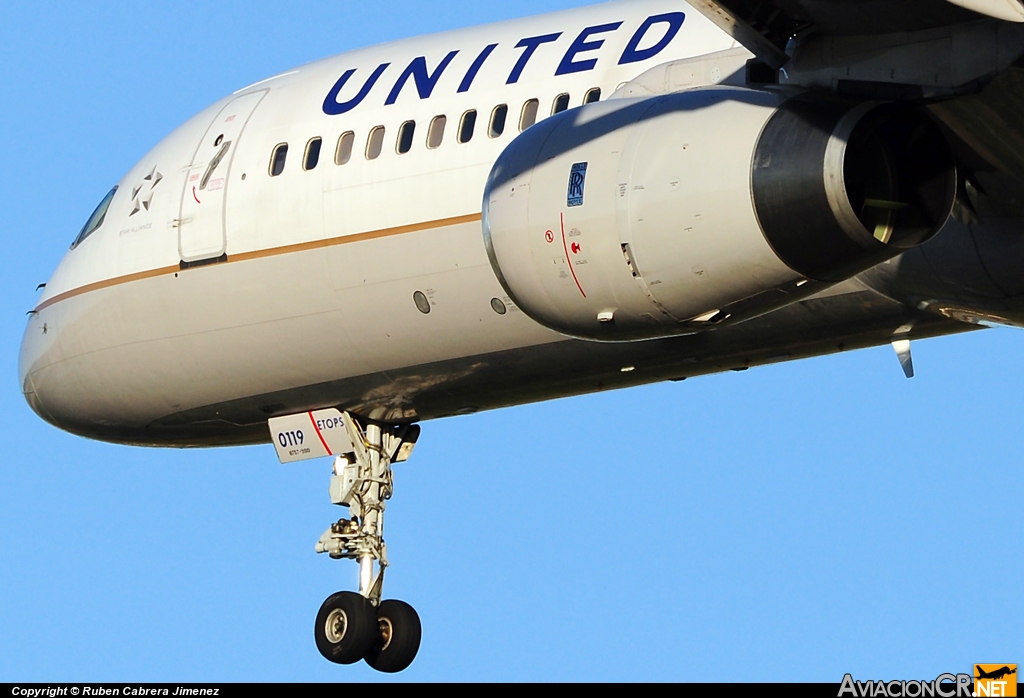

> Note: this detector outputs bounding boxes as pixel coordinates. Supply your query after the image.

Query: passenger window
[519,99,539,132]
[397,121,416,154]
[489,104,508,138]
[552,93,570,115]
[427,115,446,149]
[269,143,288,176]
[458,110,477,144]
[71,186,118,249]
[303,137,322,171]
[366,126,385,160]
[335,131,354,165]
[584,88,601,104]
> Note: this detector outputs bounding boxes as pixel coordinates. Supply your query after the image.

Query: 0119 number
[278,430,305,448]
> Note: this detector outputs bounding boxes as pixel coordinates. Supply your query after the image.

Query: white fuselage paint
[21,1,749,443]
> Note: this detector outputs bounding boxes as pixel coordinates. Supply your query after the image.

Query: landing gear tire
[364,600,421,673]
[314,591,379,665]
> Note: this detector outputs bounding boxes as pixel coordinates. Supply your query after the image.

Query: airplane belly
[21,221,562,443]
[22,227,975,447]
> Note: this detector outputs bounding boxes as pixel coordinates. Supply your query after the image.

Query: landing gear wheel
[314,591,379,664]
[364,600,422,673]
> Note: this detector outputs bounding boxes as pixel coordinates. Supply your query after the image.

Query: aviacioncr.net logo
[838,673,973,697]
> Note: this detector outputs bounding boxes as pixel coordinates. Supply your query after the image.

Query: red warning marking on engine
[192,186,201,204]
[545,230,554,243]
[571,241,581,254]
[560,212,586,298]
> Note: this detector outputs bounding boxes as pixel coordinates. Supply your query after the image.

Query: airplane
[18,0,1024,674]
[976,666,1017,681]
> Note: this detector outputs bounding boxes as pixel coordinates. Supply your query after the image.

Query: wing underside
[688,0,1023,68]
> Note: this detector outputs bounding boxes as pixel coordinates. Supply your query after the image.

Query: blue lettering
[323,63,391,116]
[320,16,684,117]
[458,43,498,93]
[555,22,622,76]
[507,33,562,84]
[618,12,686,65]
[385,51,460,105]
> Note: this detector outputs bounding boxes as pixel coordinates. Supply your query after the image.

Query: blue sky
[1,0,1021,682]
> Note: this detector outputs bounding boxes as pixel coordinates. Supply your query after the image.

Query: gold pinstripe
[35,212,482,312]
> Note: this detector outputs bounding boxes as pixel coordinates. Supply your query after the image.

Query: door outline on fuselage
[177,89,268,264]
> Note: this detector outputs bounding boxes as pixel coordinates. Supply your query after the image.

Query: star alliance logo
[129,165,163,216]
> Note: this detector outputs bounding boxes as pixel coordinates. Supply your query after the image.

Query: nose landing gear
[312,414,422,672]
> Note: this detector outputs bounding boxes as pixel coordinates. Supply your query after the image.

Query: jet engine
[482,87,956,341]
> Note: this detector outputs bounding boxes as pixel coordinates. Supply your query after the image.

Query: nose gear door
[177,89,267,264]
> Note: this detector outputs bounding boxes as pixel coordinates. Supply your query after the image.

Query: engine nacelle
[482,87,955,341]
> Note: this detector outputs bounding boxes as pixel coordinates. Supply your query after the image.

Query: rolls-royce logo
[567,162,587,207]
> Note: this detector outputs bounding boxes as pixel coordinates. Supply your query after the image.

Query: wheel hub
[325,608,347,643]
[378,617,394,652]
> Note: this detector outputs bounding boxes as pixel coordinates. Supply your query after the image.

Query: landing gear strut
[312,413,422,673]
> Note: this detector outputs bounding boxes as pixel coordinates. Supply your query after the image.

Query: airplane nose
[20,371,46,422]
[18,289,170,445]
[19,309,59,426]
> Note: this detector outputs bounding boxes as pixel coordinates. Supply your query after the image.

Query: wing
[686,0,1024,181]
[689,0,1024,68]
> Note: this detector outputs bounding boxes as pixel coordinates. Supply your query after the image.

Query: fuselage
[16,0,991,446]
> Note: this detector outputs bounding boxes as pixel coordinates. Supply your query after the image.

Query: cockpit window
[71,186,118,249]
